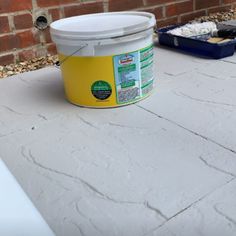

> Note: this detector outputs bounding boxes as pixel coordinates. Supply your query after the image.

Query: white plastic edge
[50,11,156,41]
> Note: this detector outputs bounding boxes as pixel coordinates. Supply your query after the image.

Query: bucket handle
[55,43,88,68]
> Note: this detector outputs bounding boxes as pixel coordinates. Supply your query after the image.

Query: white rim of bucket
[50,11,156,41]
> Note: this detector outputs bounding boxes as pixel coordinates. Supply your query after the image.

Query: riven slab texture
[0,47,236,236]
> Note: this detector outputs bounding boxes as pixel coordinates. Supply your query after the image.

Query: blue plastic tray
[156,25,236,59]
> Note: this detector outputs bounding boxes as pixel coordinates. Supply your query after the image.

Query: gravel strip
[194,9,236,23]
[0,55,58,79]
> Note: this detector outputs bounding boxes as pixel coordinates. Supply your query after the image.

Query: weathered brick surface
[37,0,78,8]
[146,0,176,6]
[0,54,14,65]
[166,0,193,17]
[0,16,10,34]
[16,30,40,48]
[47,43,57,55]
[0,0,32,14]
[109,0,143,11]
[0,35,20,52]
[195,0,220,10]
[180,10,205,23]
[14,14,33,30]
[208,5,232,14]
[223,0,234,3]
[64,2,104,17]
[19,49,36,61]
[146,6,164,20]
[42,28,52,43]
[0,0,236,65]
[157,16,178,28]
[49,8,61,21]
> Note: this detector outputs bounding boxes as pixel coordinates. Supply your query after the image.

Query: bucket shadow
[18,68,69,108]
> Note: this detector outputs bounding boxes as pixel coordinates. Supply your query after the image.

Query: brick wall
[0,0,236,65]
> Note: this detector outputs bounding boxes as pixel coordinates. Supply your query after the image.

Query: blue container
[157,25,236,59]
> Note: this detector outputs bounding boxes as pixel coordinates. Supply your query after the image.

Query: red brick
[0,16,10,34]
[49,8,61,21]
[0,34,20,52]
[166,1,193,17]
[0,54,14,66]
[18,49,36,61]
[146,6,163,20]
[37,0,59,7]
[0,0,32,14]
[37,0,77,7]
[16,30,40,48]
[14,14,33,30]
[157,16,178,28]
[109,0,143,11]
[146,0,174,6]
[36,47,48,57]
[43,28,52,43]
[180,10,206,23]
[195,0,220,10]
[208,5,232,14]
[223,0,235,3]
[47,43,57,55]
[64,2,104,17]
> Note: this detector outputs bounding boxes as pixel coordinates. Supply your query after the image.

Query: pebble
[7,71,14,76]
[194,9,236,23]
[0,55,58,79]
[6,65,13,71]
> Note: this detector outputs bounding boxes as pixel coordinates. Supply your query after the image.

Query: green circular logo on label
[91,81,112,100]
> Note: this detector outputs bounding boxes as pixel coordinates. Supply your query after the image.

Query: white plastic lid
[50,11,156,40]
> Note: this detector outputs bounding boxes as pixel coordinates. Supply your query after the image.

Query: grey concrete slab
[0,47,236,236]
[147,179,236,236]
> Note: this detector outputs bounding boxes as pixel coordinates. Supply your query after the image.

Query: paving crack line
[214,204,236,227]
[76,114,99,129]
[136,105,236,155]
[21,146,169,222]
[21,146,71,191]
[19,75,31,85]
[21,147,142,205]
[75,203,104,236]
[163,71,188,77]
[173,91,236,108]
[38,114,48,120]
[197,72,224,80]
[70,221,86,236]
[63,217,86,236]
[199,156,236,178]
[221,59,236,65]
[142,177,235,236]
[144,201,168,220]
[0,130,21,138]
[0,105,25,115]
[108,122,146,130]
[21,146,31,162]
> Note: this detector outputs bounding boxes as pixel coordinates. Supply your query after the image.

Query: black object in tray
[156,25,236,59]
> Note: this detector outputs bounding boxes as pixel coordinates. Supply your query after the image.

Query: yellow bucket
[50,12,156,108]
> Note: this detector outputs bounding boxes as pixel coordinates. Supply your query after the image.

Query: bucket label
[113,51,140,104]
[113,45,154,104]
[140,45,154,96]
[91,80,112,100]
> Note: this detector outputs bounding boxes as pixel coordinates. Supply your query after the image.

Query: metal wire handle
[54,44,88,68]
